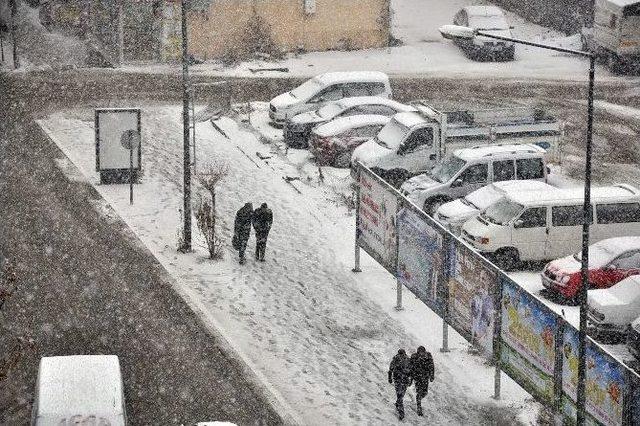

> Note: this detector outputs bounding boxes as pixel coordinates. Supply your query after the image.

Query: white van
[32,355,127,426]
[268,72,392,126]
[435,180,556,235]
[400,144,549,214]
[461,184,640,269]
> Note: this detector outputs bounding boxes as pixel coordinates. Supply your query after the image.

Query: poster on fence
[500,277,556,403]
[397,207,445,315]
[562,326,624,425]
[447,244,496,357]
[357,169,398,274]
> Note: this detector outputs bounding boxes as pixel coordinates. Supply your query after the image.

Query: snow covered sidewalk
[38,106,537,425]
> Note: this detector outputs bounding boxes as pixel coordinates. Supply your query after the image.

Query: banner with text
[447,243,497,358]
[397,207,447,315]
[562,326,624,426]
[500,277,557,404]
[357,168,399,274]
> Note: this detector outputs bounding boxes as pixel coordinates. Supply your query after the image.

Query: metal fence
[352,162,640,425]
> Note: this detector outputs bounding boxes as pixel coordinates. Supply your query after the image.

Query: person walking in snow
[233,202,253,264]
[388,348,412,420]
[252,203,273,262]
[409,346,435,417]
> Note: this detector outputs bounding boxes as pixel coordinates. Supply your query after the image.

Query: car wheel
[493,248,519,271]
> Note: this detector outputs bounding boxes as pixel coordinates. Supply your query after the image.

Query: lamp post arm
[475,30,593,58]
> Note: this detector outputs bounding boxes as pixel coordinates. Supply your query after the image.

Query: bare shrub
[221,11,284,65]
[195,162,229,259]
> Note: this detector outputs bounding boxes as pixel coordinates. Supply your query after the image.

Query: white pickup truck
[351,103,561,186]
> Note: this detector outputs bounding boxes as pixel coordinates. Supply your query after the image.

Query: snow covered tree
[195,162,229,260]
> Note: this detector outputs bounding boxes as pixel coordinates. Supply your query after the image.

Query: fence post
[440,234,451,353]
[394,198,403,311]
[492,275,504,400]
[352,163,362,273]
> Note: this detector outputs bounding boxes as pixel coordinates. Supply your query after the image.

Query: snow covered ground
[118,0,635,82]
[38,105,540,425]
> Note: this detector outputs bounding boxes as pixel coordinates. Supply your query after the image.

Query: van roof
[455,143,546,161]
[36,355,124,423]
[508,184,640,205]
[314,114,391,136]
[315,71,389,85]
[464,5,505,16]
[492,180,555,193]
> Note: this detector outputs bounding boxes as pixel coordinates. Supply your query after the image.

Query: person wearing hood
[232,202,253,264]
[409,345,434,416]
[388,348,411,420]
[252,203,273,261]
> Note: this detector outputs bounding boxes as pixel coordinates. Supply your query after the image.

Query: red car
[541,236,640,302]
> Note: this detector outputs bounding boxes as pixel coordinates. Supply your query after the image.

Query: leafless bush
[221,12,284,65]
[195,163,229,259]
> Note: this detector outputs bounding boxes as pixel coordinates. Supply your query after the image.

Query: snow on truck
[351,103,561,186]
[581,0,640,73]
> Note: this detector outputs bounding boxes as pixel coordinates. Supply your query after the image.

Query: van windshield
[481,199,523,225]
[290,79,323,100]
[432,156,466,183]
[374,120,407,149]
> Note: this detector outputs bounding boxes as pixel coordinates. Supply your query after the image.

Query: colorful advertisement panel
[500,277,557,403]
[357,168,398,274]
[447,244,496,357]
[397,207,446,315]
[562,327,624,426]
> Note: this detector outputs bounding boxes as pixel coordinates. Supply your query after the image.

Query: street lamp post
[180,0,192,252]
[439,25,596,426]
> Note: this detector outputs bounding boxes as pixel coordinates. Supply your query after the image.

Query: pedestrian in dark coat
[388,349,412,420]
[233,202,253,264]
[409,346,434,416]
[252,203,273,261]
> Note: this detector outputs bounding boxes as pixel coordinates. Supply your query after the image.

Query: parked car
[400,143,548,214]
[32,355,127,425]
[588,275,640,339]
[628,315,640,360]
[542,236,640,301]
[284,97,415,148]
[452,6,515,60]
[461,184,640,270]
[268,72,391,127]
[310,115,391,168]
[435,180,556,235]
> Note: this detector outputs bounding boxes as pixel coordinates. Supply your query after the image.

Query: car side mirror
[514,219,524,228]
[451,178,463,187]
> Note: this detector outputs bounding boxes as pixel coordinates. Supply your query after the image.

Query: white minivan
[32,355,127,426]
[268,72,392,126]
[461,184,640,269]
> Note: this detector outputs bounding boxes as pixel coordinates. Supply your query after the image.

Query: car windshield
[290,78,323,100]
[317,103,344,119]
[469,15,509,30]
[572,244,618,267]
[374,120,407,149]
[466,185,503,210]
[431,156,466,183]
[481,199,523,225]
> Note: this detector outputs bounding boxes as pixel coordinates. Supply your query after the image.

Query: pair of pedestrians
[388,346,435,420]
[232,202,273,264]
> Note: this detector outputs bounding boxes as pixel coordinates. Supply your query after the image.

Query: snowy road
[40,106,536,425]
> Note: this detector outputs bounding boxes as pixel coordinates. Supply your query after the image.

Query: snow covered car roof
[589,236,640,259]
[454,143,546,161]
[492,180,553,193]
[35,355,125,425]
[332,96,416,111]
[464,5,505,17]
[391,112,427,129]
[606,0,640,8]
[313,115,391,137]
[314,71,389,85]
[508,184,640,206]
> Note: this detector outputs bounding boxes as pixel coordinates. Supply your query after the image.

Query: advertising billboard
[562,327,624,425]
[500,277,557,403]
[447,243,497,357]
[397,207,446,315]
[95,108,141,183]
[357,168,398,274]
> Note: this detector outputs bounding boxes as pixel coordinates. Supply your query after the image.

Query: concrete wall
[163,0,390,61]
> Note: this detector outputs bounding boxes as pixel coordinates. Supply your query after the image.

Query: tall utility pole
[180,0,192,251]
[117,1,124,66]
[10,0,19,69]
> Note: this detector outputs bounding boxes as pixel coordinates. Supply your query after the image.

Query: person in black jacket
[409,346,435,416]
[252,203,273,261]
[233,203,253,264]
[388,348,412,420]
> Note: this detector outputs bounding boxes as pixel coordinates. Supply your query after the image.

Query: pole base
[394,305,404,311]
[439,347,450,353]
[352,267,362,273]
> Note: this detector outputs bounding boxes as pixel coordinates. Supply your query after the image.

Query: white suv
[401,143,548,214]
